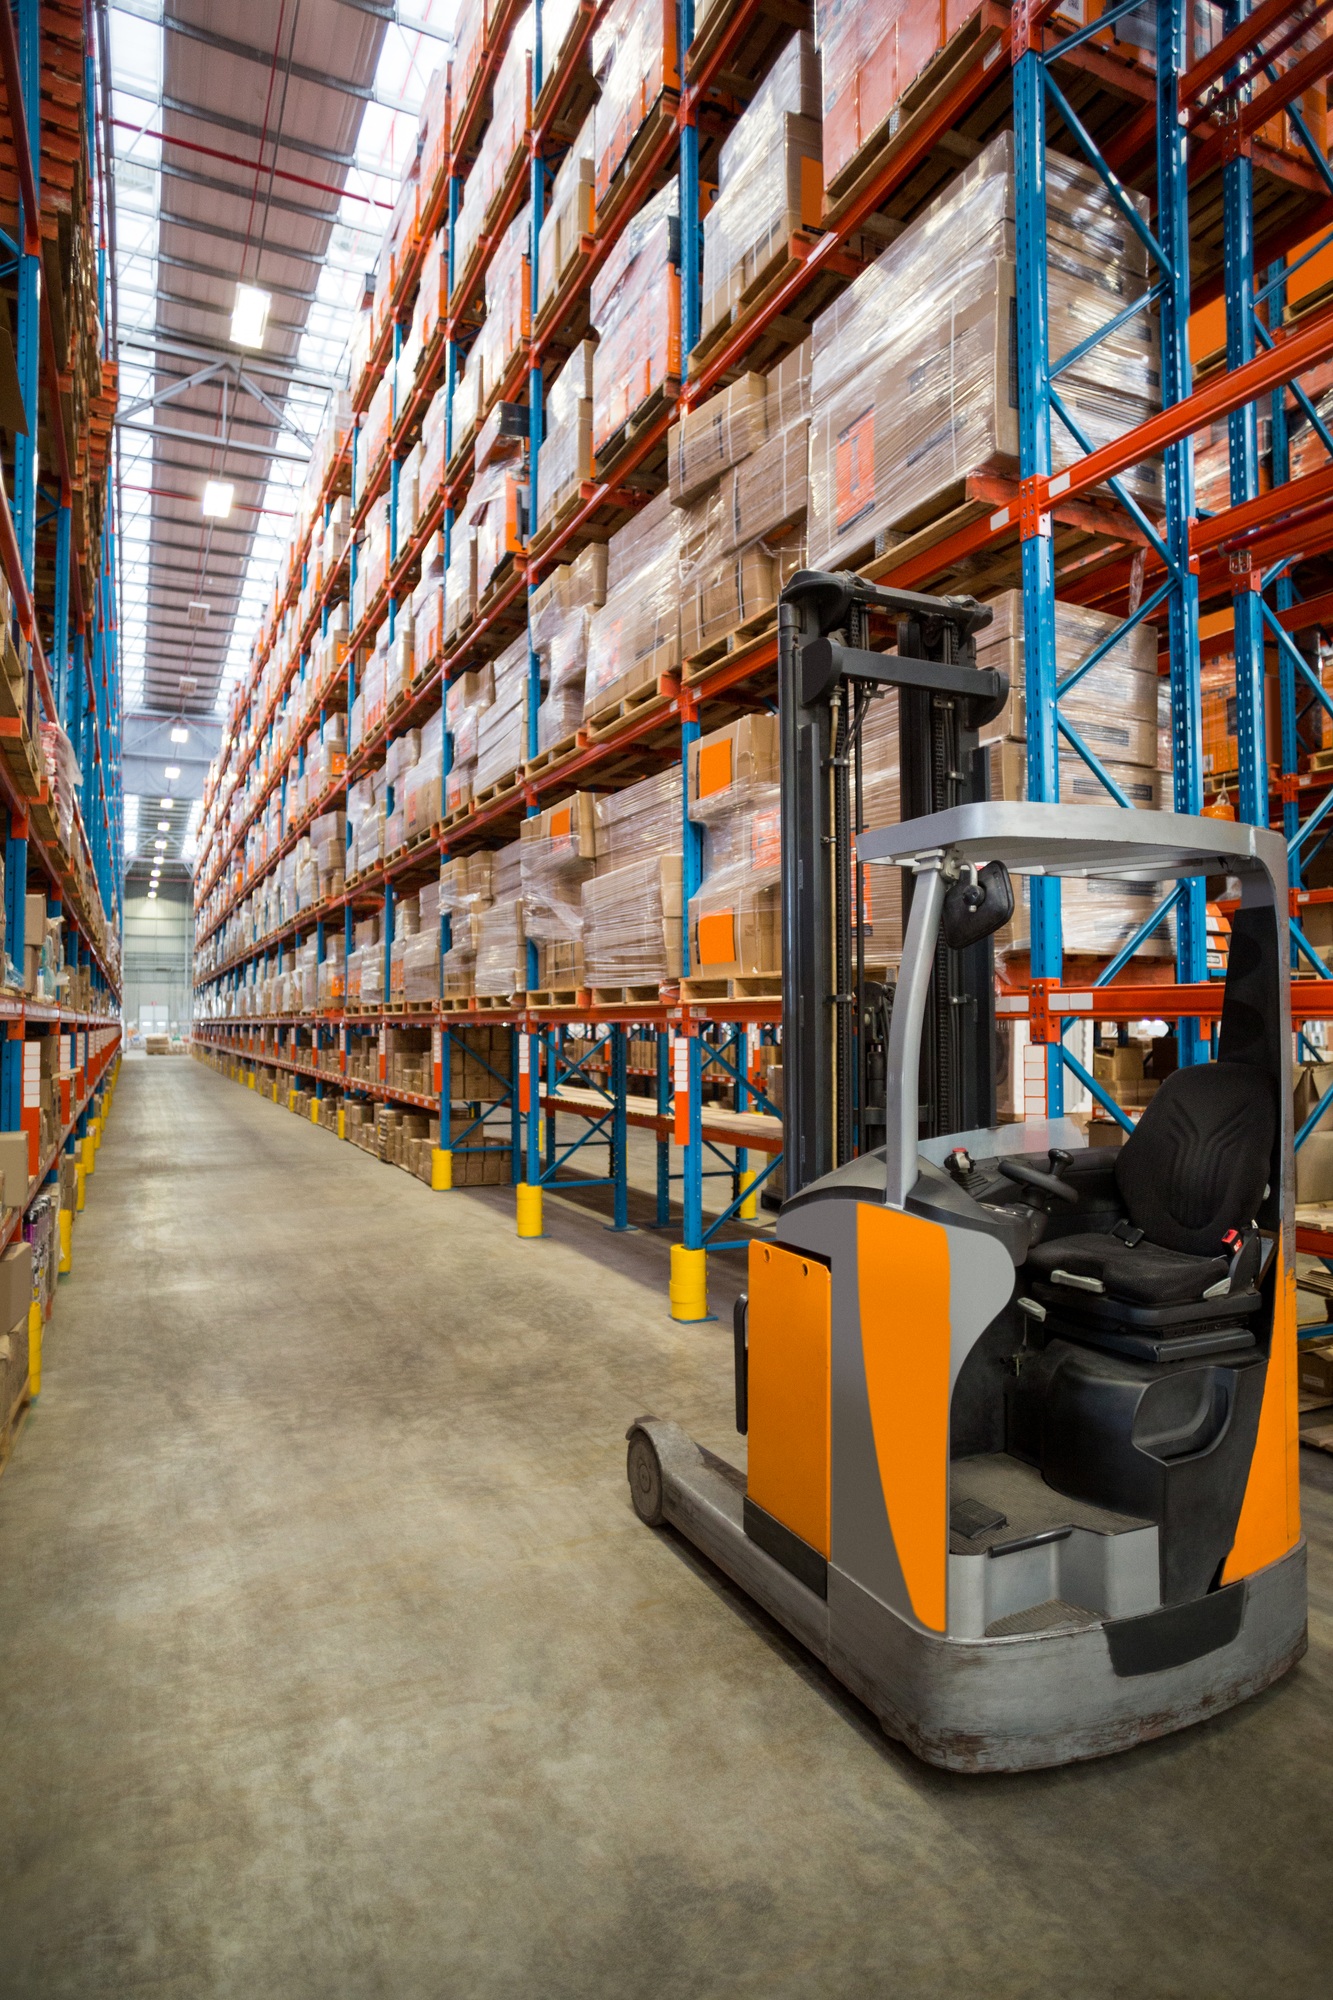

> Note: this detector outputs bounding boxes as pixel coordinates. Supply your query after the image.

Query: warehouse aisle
[1,1058,1332,1999]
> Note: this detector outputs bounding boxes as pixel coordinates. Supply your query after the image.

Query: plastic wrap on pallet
[585,494,680,717]
[475,897,527,995]
[808,133,1160,571]
[401,930,442,1002]
[1001,875,1175,960]
[474,634,530,790]
[668,372,768,504]
[977,590,1161,770]
[590,177,681,459]
[472,203,532,412]
[464,455,527,597]
[442,945,477,997]
[817,0,979,192]
[699,32,823,347]
[444,529,478,642]
[476,8,533,221]
[520,791,600,950]
[592,0,680,203]
[725,417,809,549]
[595,765,683,865]
[538,341,595,530]
[683,716,782,977]
[538,108,596,318]
[40,721,80,852]
[582,853,683,985]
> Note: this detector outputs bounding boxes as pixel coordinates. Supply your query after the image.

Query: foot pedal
[950,1497,1008,1541]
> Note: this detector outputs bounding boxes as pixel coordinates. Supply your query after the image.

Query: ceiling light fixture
[160,796,172,808]
[230,284,270,349]
[157,820,170,832]
[165,765,181,780]
[147,891,157,901]
[202,481,234,520]
[170,724,190,744]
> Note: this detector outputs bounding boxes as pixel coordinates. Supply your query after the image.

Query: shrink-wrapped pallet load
[584,492,680,722]
[537,109,595,321]
[590,178,681,458]
[807,133,1161,571]
[699,32,823,347]
[474,634,529,792]
[686,714,781,981]
[582,769,683,987]
[520,791,601,989]
[592,0,680,205]
[537,341,594,533]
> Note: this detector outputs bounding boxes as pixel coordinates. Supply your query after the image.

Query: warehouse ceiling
[109,0,453,868]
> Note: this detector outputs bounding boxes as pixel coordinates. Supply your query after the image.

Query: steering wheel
[997,1156,1079,1206]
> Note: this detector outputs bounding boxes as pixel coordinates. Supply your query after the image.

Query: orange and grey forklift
[627,571,1305,1773]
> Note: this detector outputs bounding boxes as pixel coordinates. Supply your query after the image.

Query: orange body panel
[857,1205,952,1633]
[1223,1241,1302,1583]
[747,1242,831,1556]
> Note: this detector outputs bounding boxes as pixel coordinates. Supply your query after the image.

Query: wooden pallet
[524,732,583,778]
[474,992,524,1011]
[682,603,779,682]
[525,987,590,1009]
[679,973,782,1002]
[525,485,589,565]
[593,379,678,491]
[440,995,480,1012]
[823,8,1005,220]
[589,984,666,1006]
[471,770,525,813]
[688,230,855,382]
[383,1000,437,1015]
[583,679,674,743]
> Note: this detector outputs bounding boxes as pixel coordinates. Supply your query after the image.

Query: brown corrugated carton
[668,373,768,503]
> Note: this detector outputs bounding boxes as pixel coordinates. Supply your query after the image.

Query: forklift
[626,570,1305,1773]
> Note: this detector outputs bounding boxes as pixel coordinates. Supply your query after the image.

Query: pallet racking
[191,0,1333,1314]
[0,0,125,1456]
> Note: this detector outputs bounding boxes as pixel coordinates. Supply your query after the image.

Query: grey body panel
[636,1419,1307,1774]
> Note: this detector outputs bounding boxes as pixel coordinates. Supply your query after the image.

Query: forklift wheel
[627,1427,665,1527]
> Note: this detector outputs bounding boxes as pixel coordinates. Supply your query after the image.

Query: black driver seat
[1024,1060,1276,1313]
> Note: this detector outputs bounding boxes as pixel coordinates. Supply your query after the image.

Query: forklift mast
[777,570,1009,1196]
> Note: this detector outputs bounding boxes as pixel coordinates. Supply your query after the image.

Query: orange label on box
[836,408,875,535]
[697,911,737,966]
[697,740,734,799]
[550,805,572,838]
[800,153,824,231]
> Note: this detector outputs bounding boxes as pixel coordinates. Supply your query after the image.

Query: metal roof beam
[142,155,344,228]
[117,325,343,394]
[117,412,309,457]
[153,15,421,114]
[149,247,320,306]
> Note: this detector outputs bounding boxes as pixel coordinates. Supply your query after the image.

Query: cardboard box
[1298,1333,1333,1403]
[520,790,602,862]
[0,1241,33,1333]
[691,882,780,978]
[727,419,809,549]
[681,546,775,658]
[668,373,768,503]
[0,1313,29,1416]
[688,712,780,809]
[0,1132,29,1206]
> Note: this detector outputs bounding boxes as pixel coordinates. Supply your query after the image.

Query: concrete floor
[0,1056,1331,1998]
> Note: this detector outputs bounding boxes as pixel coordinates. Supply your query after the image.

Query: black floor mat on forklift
[951,1452,1152,1554]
